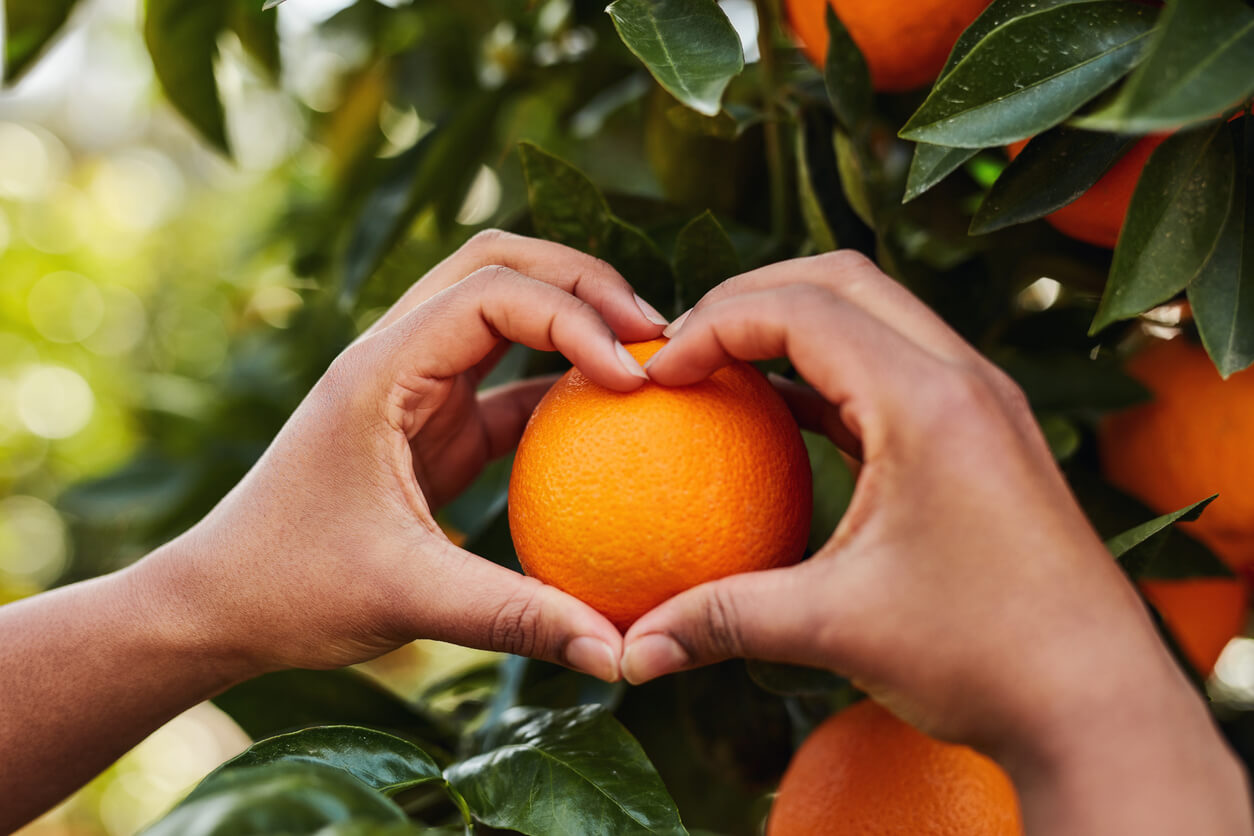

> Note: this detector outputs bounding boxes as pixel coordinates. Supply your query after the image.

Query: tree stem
[755,0,791,245]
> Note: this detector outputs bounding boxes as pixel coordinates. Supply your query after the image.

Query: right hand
[622,252,1250,833]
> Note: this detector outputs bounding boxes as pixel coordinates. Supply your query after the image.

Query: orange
[768,700,1022,835]
[785,0,993,92]
[1139,577,1247,675]
[508,339,812,630]
[1005,134,1167,249]
[1099,336,1254,573]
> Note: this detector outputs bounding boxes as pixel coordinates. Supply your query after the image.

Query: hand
[621,252,1251,834]
[133,230,665,681]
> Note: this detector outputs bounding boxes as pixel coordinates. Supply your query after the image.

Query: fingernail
[565,637,619,682]
[622,633,689,685]
[662,308,692,338]
[634,294,669,326]
[616,341,649,379]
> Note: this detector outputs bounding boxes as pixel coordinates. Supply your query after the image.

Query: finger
[669,250,976,363]
[477,375,561,460]
[768,374,862,458]
[360,266,650,413]
[646,285,941,456]
[620,563,839,684]
[418,543,624,681]
[367,229,666,342]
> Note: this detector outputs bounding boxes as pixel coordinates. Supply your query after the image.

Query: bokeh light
[0,495,69,588]
[16,365,95,440]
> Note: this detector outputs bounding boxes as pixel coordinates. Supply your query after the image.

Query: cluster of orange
[507,2,1247,832]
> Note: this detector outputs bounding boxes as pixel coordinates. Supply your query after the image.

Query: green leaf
[143,763,405,836]
[606,0,744,117]
[1038,414,1081,461]
[673,211,740,312]
[899,2,1157,148]
[342,92,500,301]
[445,705,687,835]
[1189,120,1254,377]
[970,127,1137,234]
[1106,496,1215,559]
[745,660,848,697]
[795,115,839,251]
[520,142,673,310]
[803,430,854,552]
[190,726,444,804]
[1074,0,1254,133]
[313,823,441,836]
[834,129,875,228]
[1091,122,1236,333]
[665,104,761,141]
[997,353,1148,412]
[822,7,871,136]
[229,0,280,80]
[4,0,81,82]
[902,144,977,204]
[144,0,230,154]
[212,669,455,754]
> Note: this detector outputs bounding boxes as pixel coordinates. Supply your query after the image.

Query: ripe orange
[508,339,812,630]
[1139,577,1247,675]
[1005,134,1167,249]
[784,0,993,92]
[768,700,1022,835]
[1099,336,1254,573]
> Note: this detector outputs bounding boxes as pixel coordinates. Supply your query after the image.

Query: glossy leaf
[674,211,740,312]
[1189,120,1254,377]
[1075,0,1254,133]
[520,142,673,310]
[143,763,405,836]
[834,129,875,228]
[144,0,230,154]
[939,0,1094,81]
[190,726,444,804]
[822,7,871,136]
[212,669,455,754]
[902,144,976,204]
[229,0,281,80]
[900,2,1156,148]
[445,705,687,835]
[1091,123,1236,333]
[606,0,744,117]
[4,0,80,82]
[970,127,1137,234]
[1106,497,1222,581]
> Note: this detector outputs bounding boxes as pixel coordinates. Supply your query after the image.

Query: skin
[0,236,1249,834]
[625,251,1253,835]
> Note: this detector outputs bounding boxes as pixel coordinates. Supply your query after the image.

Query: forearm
[0,541,250,832]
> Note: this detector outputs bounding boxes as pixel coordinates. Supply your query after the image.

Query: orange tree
[8,0,1254,832]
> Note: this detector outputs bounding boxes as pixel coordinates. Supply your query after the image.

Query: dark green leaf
[190,726,443,803]
[900,2,1157,148]
[1091,122,1236,333]
[1038,414,1081,461]
[822,7,871,136]
[144,0,230,154]
[1189,120,1254,377]
[229,0,280,80]
[313,823,439,836]
[606,0,744,117]
[833,129,875,228]
[343,92,500,301]
[794,113,840,251]
[212,669,455,755]
[997,353,1148,412]
[902,144,977,204]
[520,142,673,310]
[4,0,80,82]
[970,127,1137,234]
[664,104,761,140]
[745,660,848,697]
[674,211,740,312]
[143,763,405,836]
[1106,496,1215,559]
[803,430,854,552]
[445,705,687,835]
[1075,0,1254,133]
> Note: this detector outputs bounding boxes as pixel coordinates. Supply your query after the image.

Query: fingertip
[621,632,690,685]
[564,636,621,682]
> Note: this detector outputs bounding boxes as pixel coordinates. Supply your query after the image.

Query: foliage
[3,0,1253,832]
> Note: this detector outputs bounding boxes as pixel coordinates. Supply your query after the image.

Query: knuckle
[468,227,513,252]
[488,583,547,657]
[698,586,746,660]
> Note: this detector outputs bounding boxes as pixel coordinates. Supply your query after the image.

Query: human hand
[132,230,665,681]
[620,252,1250,833]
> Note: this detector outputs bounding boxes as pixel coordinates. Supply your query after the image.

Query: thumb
[421,545,625,682]
[620,563,833,685]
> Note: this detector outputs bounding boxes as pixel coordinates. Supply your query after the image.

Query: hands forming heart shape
[5,230,1248,836]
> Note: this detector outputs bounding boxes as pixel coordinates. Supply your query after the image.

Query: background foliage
[3,0,1254,833]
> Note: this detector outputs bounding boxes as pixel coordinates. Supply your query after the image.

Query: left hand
[130,230,666,682]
